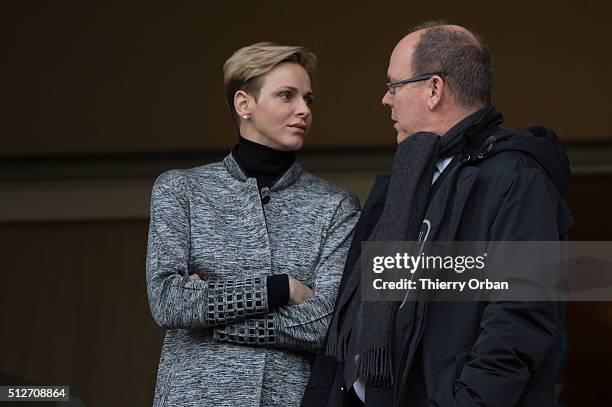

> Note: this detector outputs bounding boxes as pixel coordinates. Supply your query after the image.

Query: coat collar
[223,152,303,191]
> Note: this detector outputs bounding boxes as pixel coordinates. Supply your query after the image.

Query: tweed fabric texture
[146,153,360,406]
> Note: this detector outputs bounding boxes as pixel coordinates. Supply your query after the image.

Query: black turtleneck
[231,135,292,310]
[231,136,296,190]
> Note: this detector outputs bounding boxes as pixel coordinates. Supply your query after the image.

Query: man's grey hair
[408,21,492,107]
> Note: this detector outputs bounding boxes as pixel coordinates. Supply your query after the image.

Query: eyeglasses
[386,72,445,95]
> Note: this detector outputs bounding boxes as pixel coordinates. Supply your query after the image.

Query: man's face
[381,33,429,144]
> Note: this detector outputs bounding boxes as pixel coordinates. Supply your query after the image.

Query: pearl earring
[242,115,250,120]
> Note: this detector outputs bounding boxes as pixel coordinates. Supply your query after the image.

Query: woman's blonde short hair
[223,42,317,119]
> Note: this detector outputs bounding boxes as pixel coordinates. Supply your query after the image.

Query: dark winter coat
[302,125,574,407]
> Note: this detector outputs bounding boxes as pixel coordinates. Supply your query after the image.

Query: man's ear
[427,76,444,110]
[234,90,253,118]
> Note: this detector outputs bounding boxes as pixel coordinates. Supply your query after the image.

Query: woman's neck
[232,135,296,189]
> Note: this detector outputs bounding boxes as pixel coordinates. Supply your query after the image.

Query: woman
[146,42,360,407]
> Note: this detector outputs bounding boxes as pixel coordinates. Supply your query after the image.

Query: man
[302,21,573,407]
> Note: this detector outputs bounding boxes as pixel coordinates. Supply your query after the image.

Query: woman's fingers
[288,277,314,305]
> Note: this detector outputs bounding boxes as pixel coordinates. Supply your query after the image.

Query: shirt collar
[436,156,454,174]
[223,152,303,191]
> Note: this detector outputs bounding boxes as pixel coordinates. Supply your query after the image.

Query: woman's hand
[189,273,313,305]
[288,277,314,305]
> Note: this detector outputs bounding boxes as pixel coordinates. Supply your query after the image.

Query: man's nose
[382,90,392,107]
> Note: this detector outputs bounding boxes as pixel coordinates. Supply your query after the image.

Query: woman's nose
[296,100,310,117]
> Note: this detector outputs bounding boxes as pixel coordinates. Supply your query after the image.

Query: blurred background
[1,1,611,406]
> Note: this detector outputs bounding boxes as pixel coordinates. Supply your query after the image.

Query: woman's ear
[234,90,253,119]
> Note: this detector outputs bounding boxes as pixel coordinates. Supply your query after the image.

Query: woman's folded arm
[215,195,360,351]
[146,171,271,329]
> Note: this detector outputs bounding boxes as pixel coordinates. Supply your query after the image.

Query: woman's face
[239,62,313,151]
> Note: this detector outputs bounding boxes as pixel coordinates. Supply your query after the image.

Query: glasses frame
[386,72,445,95]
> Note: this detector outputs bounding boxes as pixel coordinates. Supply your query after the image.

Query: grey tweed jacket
[146,153,360,406]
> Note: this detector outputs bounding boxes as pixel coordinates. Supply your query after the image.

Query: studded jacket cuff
[206,277,268,325]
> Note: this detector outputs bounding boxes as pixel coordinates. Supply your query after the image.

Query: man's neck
[435,104,486,136]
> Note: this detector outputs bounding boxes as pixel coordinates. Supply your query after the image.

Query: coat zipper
[394,301,428,406]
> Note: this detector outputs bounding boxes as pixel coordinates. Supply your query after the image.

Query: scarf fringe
[357,347,394,387]
[325,330,349,362]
